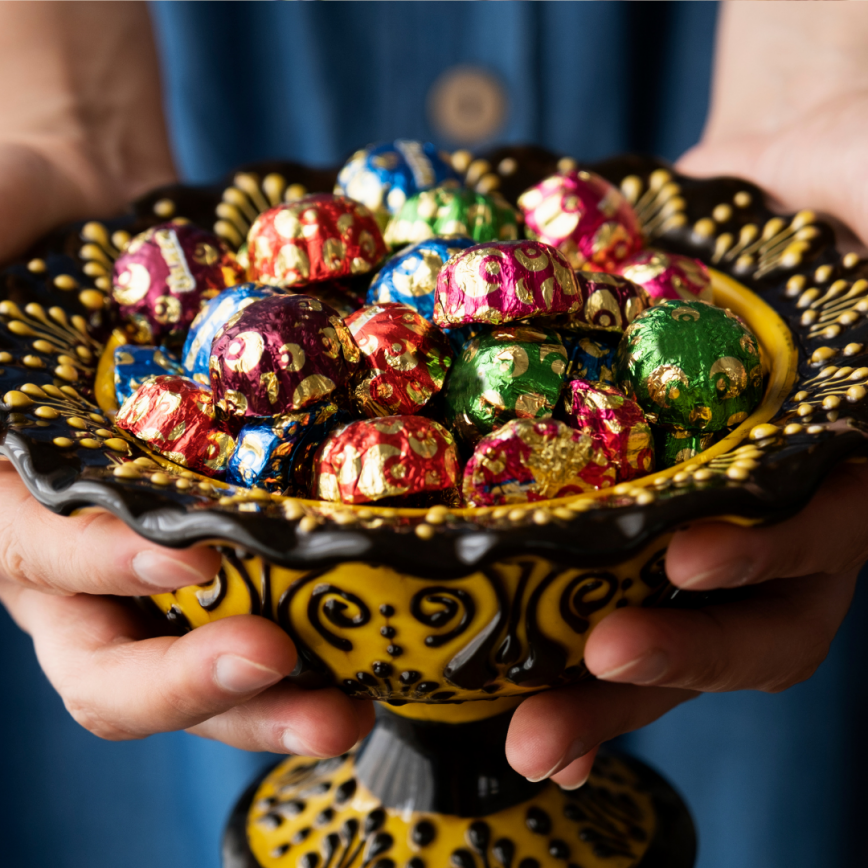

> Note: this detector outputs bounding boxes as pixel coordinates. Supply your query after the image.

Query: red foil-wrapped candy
[209,294,360,422]
[462,417,615,507]
[345,303,453,417]
[111,221,244,345]
[314,416,459,504]
[433,240,580,328]
[617,250,712,304]
[518,170,643,272]
[564,378,655,482]
[115,375,236,477]
[247,194,387,288]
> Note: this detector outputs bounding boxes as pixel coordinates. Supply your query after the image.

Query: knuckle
[63,697,142,742]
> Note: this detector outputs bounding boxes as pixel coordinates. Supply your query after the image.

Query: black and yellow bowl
[4,148,868,868]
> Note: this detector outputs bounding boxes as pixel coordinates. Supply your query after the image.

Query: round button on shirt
[1,4,867,868]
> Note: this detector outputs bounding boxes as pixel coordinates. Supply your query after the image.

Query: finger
[188,687,376,757]
[6,587,301,740]
[666,461,868,591]
[550,747,598,791]
[0,463,220,595]
[505,681,695,782]
[585,570,857,692]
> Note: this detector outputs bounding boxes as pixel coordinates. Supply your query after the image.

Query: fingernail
[132,550,214,590]
[558,769,591,791]
[525,738,585,783]
[597,649,669,684]
[281,727,321,757]
[679,558,753,590]
[214,655,283,694]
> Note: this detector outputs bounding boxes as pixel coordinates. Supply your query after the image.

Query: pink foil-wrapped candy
[432,240,580,328]
[209,294,360,422]
[461,417,616,508]
[565,378,655,483]
[617,249,712,303]
[111,221,244,345]
[573,272,651,333]
[518,170,643,272]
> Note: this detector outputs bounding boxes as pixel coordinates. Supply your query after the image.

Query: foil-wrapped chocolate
[547,271,651,335]
[617,250,712,304]
[226,401,344,492]
[518,169,643,272]
[564,378,655,482]
[562,335,618,385]
[314,416,459,504]
[114,344,183,406]
[209,294,360,422]
[659,427,715,469]
[345,303,453,417]
[384,185,518,249]
[443,324,567,444]
[111,221,244,345]
[247,194,386,288]
[616,299,763,431]
[462,417,614,507]
[366,236,475,321]
[301,279,367,319]
[335,140,458,221]
[433,240,581,328]
[115,375,235,477]
[182,283,280,385]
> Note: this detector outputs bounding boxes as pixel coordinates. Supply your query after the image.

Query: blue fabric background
[3,3,866,867]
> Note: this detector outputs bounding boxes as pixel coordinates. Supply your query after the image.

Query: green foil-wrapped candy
[658,427,715,469]
[616,299,762,432]
[443,324,567,445]
[383,184,518,249]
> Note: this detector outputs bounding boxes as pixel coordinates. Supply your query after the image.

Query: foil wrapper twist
[564,378,655,483]
[433,240,580,328]
[562,335,618,385]
[209,294,360,422]
[181,283,279,384]
[114,344,183,406]
[247,194,386,288]
[345,303,453,417]
[384,184,518,249]
[111,221,244,345]
[366,236,474,321]
[115,375,235,477]
[518,169,643,272]
[335,140,457,220]
[314,415,459,504]
[227,402,345,493]
[444,324,567,445]
[543,272,650,335]
[617,250,712,304]
[616,299,763,431]
[462,417,612,507]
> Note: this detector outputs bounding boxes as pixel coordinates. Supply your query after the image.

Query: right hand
[0,2,374,757]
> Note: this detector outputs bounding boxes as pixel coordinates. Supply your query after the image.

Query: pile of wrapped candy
[111,140,763,508]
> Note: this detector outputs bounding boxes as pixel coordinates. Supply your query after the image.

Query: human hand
[0,2,374,757]
[0,463,375,753]
[506,3,868,788]
[506,461,864,788]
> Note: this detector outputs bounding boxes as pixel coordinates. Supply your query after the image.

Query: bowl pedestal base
[223,705,696,868]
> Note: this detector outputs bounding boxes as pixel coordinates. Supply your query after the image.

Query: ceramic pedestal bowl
[2,147,867,868]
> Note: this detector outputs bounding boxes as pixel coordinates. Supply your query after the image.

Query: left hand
[506,461,866,787]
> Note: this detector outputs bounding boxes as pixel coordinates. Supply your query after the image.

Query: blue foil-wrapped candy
[335,140,457,219]
[181,282,280,384]
[114,344,183,406]
[227,402,347,493]
[562,335,618,386]
[366,237,475,321]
